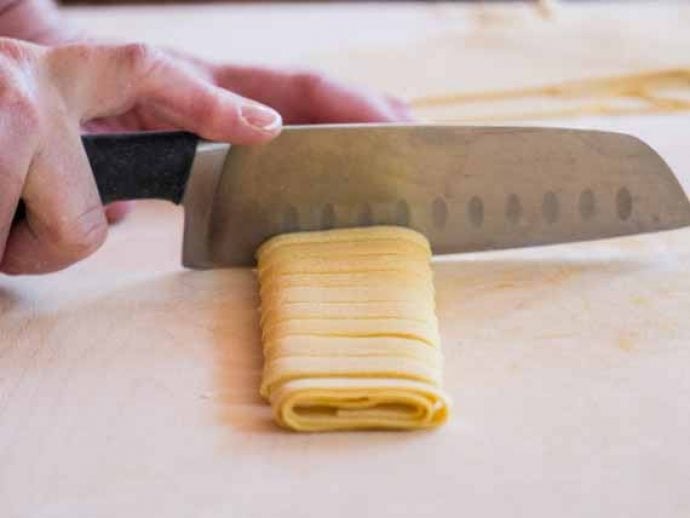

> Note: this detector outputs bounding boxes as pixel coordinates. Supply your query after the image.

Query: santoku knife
[18,124,690,268]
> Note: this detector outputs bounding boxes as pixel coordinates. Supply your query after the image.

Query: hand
[0,39,411,275]
[1,39,285,275]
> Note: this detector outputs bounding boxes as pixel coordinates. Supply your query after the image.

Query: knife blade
[184,124,690,267]
[25,124,688,268]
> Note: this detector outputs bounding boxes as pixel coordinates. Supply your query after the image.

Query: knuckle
[118,42,161,78]
[0,46,40,131]
[194,90,226,123]
[0,38,33,64]
[48,205,107,258]
[295,69,327,96]
[0,82,40,132]
[50,42,93,66]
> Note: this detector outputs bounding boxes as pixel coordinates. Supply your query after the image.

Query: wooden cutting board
[2,3,690,517]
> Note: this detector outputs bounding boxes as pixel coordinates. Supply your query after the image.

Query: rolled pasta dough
[256,226,450,432]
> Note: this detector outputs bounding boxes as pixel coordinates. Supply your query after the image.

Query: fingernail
[241,103,282,132]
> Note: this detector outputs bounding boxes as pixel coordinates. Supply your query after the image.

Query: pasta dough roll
[256,226,451,432]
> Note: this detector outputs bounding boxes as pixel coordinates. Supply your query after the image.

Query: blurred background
[56,0,689,125]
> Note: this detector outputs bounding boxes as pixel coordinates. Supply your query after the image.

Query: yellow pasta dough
[256,226,450,432]
[411,68,690,121]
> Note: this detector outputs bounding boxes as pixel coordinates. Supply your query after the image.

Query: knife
[16,124,690,268]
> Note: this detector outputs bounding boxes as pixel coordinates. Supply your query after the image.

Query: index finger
[46,43,282,144]
[213,65,414,124]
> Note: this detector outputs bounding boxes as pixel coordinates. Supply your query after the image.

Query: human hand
[0,39,412,275]
[0,39,284,274]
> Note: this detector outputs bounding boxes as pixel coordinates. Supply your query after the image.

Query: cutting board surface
[2,3,690,517]
[1,115,688,518]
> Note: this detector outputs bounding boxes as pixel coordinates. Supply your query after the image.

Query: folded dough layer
[271,378,449,432]
[256,226,451,432]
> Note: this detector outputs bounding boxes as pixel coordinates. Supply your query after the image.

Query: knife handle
[13,130,199,223]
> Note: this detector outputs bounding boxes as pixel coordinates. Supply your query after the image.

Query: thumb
[46,43,282,144]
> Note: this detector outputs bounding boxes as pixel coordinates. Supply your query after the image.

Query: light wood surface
[1,3,689,517]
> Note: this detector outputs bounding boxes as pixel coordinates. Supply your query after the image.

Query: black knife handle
[13,130,199,223]
[83,131,199,204]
